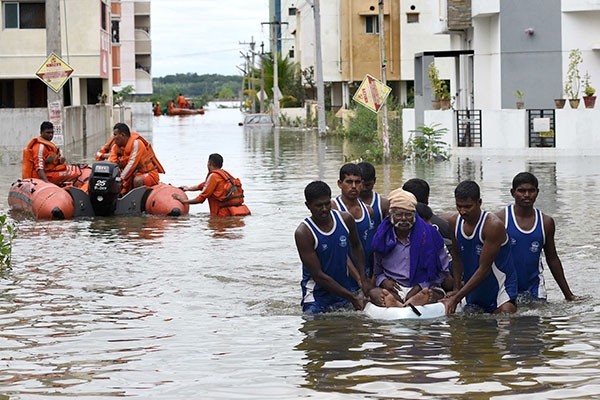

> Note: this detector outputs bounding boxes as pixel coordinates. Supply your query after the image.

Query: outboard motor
[88,162,122,216]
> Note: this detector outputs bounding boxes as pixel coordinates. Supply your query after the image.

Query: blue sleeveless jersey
[335,196,375,276]
[504,205,547,299]
[368,192,384,229]
[301,210,358,313]
[456,211,518,312]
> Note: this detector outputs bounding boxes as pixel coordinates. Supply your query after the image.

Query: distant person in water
[295,180,372,314]
[496,172,576,302]
[173,153,250,217]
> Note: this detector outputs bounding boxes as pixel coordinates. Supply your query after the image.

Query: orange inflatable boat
[8,162,189,220]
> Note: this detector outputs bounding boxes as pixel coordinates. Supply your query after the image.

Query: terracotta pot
[583,96,596,109]
[569,99,580,109]
[554,99,566,109]
[439,98,451,110]
[431,99,441,110]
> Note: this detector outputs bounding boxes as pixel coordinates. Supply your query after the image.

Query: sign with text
[353,74,392,113]
[36,53,74,93]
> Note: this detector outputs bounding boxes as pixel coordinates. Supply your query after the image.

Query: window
[288,7,296,16]
[407,13,419,23]
[289,46,294,59]
[3,2,45,29]
[365,15,379,34]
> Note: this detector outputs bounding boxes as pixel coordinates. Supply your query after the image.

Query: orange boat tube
[8,179,75,220]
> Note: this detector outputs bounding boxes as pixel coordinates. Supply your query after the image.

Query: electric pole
[379,0,390,162]
[262,18,287,126]
[46,0,64,146]
[240,37,256,112]
[313,0,327,136]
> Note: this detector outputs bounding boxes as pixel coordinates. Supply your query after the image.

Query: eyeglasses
[390,211,415,219]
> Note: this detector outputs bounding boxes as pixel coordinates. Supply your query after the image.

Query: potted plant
[514,89,525,109]
[564,48,583,109]
[428,62,442,110]
[554,91,566,109]
[583,72,596,109]
[428,62,452,110]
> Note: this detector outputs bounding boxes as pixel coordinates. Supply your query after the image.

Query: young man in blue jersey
[357,161,390,230]
[442,180,518,314]
[332,163,376,281]
[295,180,373,314]
[495,172,576,302]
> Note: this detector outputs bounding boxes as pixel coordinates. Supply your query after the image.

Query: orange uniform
[109,132,165,193]
[193,169,248,217]
[95,136,115,161]
[22,137,81,185]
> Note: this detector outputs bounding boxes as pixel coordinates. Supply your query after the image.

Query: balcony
[135,29,151,55]
[134,1,150,16]
[135,68,152,95]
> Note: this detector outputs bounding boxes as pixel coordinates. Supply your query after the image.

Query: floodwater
[1,104,600,399]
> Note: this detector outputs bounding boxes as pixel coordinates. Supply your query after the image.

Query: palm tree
[251,54,303,109]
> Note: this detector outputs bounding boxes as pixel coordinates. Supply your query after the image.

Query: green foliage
[565,49,583,99]
[344,106,378,142]
[113,85,135,105]
[151,73,242,107]
[0,213,16,269]
[405,123,449,161]
[583,72,596,96]
[514,89,524,100]
[428,62,450,100]
[253,54,304,110]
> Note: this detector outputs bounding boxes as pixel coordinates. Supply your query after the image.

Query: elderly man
[368,188,450,308]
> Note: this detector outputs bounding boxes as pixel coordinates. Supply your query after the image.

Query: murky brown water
[1,105,600,399]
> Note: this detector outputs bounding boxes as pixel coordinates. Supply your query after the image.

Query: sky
[151,0,271,78]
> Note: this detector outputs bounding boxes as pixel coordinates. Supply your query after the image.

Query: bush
[0,213,16,269]
[404,123,449,161]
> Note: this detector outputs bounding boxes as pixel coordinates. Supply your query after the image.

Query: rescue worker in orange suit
[95,133,116,161]
[172,153,250,217]
[177,93,187,109]
[109,122,165,195]
[22,121,84,186]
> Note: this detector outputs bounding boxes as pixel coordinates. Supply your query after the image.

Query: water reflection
[3,109,600,398]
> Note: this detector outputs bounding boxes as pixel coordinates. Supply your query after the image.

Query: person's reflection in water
[296,315,372,394]
[207,216,245,239]
[447,314,555,388]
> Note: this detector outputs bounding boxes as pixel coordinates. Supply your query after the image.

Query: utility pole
[240,37,256,112]
[46,0,64,146]
[260,42,265,113]
[378,0,390,162]
[262,18,287,126]
[313,0,327,136]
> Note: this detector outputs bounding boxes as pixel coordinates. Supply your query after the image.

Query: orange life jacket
[22,136,62,179]
[114,132,165,180]
[209,169,245,208]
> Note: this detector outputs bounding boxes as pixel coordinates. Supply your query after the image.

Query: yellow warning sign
[36,53,74,93]
[353,74,392,113]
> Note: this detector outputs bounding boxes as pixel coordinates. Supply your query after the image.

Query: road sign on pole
[353,74,392,113]
[36,52,74,93]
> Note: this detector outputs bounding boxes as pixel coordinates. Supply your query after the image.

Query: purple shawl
[371,214,445,287]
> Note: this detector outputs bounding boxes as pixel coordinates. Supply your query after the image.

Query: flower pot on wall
[583,96,596,109]
[569,99,580,109]
[554,99,566,109]
[439,99,451,110]
[431,99,441,110]
[516,101,525,109]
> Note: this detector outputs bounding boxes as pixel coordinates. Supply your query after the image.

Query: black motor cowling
[88,162,122,216]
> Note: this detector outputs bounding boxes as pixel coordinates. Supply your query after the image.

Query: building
[111,0,152,96]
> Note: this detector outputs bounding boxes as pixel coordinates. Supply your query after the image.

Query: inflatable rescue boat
[8,161,189,220]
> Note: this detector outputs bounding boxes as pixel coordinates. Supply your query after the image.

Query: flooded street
[1,105,600,399]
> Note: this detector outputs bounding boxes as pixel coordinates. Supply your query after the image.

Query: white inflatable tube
[363,301,450,320]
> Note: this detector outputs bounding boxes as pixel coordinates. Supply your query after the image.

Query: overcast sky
[151,0,271,78]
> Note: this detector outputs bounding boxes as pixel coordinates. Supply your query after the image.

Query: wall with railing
[402,108,600,156]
